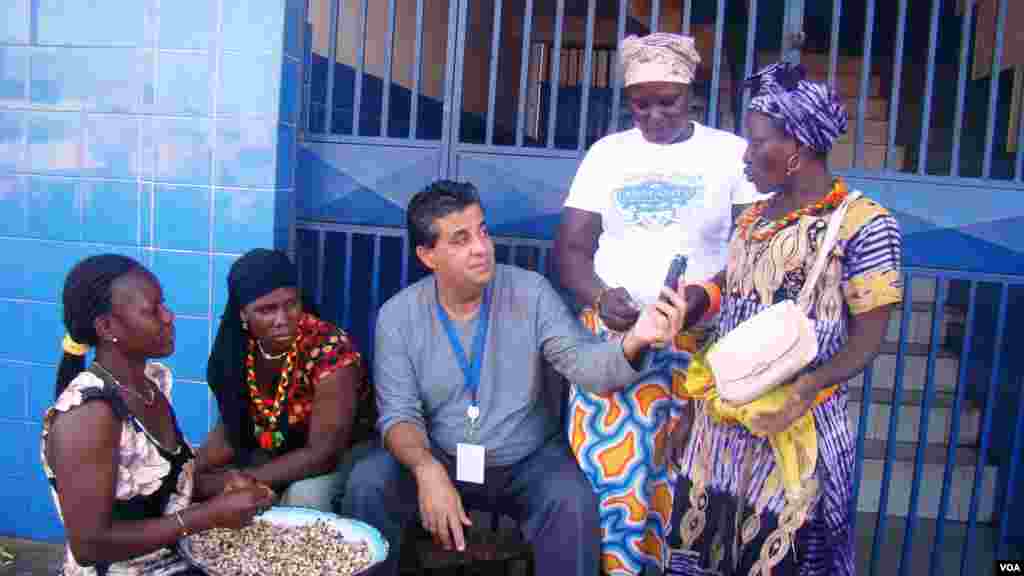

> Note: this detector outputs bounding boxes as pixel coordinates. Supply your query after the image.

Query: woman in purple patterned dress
[665,62,903,575]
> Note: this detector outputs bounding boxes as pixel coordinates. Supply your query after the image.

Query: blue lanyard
[436,286,491,412]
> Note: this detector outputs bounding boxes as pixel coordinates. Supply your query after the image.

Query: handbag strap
[795,190,862,308]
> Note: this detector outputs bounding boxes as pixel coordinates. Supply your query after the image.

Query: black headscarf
[207,249,298,462]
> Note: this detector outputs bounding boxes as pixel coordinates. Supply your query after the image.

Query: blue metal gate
[294,1,1024,574]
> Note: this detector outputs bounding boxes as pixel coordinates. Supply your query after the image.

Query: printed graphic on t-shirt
[614,173,705,230]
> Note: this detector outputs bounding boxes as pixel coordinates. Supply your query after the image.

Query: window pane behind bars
[306,0,448,140]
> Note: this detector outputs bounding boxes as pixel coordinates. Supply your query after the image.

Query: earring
[110,336,119,344]
[784,152,800,176]
[241,319,248,331]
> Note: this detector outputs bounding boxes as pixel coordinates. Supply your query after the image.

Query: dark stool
[399,510,533,576]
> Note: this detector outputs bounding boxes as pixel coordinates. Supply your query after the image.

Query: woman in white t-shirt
[554,33,767,576]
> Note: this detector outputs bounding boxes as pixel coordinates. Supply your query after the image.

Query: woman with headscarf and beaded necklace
[664,62,903,574]
[195,249,364,512]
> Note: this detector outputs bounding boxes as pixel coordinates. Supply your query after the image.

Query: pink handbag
[708,192,861,406]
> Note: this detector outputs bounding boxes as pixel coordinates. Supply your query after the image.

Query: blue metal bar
[439,0,460,177]
[380,0,397,137]
[854,0,876,168]
[323,0,340,133]
[609,0,628,134]
[577,0,596,151]
[781,0,803,61]
[740,0,759,135]
[538,247,547,277]
[899,278,947,576]
[682,0,692,36]
[316,229,326,309]
[303,25,311,132]
[931,281,978,576]
[400,231,409,288]
[546,0,565,149]
[869,276,913,576]
[983,0,1008,178]
[961,282,1010,575]
[917,0,941,175]
[951,0,974,177]
[300,0,311,133]
[999,320,1024,558]
[707,0,725,128]
[369,234,382,355]
[650,0,659,32]
[515,0,534,147]
[485,0,503,146]
[849,359,875,533]
[448,0,469,162]
[342,232,353,330]
[509,245,518,268]
[352,0,369,135]
[1018,82,1024,181]
[828,0,841,89]
[885,0,907,171]
[409,0,424,139]
[445,140,581,159]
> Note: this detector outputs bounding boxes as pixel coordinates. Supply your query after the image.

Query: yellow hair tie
[62,334,89,357]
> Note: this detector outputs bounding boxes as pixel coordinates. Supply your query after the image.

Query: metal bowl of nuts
[179,506,389,575]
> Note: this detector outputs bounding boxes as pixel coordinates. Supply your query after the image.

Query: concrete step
[831,141,906,170]
[837,118,889,146]
[759,51,866,77]
[844,97,889,121]
[907,276,942,304]
[849,342,960,394]
[853,512,999,574]
[886,302,965,347]
[705,93,887,138]
[849,396,980,446]
[856,440,997,521]
[756,51,883,97]
[806,70,883,99]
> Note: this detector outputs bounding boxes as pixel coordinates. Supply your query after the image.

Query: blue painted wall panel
[0,0,295,542]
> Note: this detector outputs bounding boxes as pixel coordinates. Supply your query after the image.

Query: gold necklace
[92,362,156,406]
[256,339,289,360]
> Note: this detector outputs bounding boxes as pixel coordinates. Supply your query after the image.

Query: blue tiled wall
[0,0,302,542]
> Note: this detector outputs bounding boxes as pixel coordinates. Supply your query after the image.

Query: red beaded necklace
[246,337,299,450]
[738,177,849,242]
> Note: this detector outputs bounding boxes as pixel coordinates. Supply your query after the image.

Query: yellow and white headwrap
[620,33,701,87]
[62,334,89,357]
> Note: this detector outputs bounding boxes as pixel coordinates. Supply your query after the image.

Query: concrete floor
[0,538,62,576]
[853,512,998,576]
[0,514,1007,575]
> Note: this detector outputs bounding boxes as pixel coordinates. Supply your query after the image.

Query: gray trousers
[340,435,600,576]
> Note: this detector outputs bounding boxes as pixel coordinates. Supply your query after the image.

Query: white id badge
[456,443,486,484]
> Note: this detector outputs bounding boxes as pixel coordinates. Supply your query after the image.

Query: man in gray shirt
[341,180,688,576]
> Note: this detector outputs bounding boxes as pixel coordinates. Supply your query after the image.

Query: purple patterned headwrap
[745,61,848,154]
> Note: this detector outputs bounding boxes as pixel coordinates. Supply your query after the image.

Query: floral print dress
[41,363,199,576]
